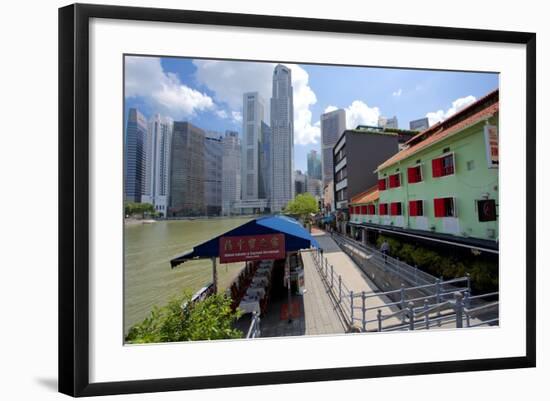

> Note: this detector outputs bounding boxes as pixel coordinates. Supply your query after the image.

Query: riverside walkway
[308,229,402,331]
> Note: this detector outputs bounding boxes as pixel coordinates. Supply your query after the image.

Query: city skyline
[125,55,498,172]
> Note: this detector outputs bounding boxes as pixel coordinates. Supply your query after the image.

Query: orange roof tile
[377,96,499,171]
[350,185,379,205]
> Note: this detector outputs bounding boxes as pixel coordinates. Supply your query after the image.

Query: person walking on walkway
[380,240,390,263]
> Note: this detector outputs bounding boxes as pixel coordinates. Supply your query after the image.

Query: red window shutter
[378,178,386,190]
[369,204,375,215]
[349,206,353,215]
[409,200,417,216]
[432,158,442,178]
[434,198,445,217]
[379,204,387,215]
[407,167,416,183]
[390,202,399,216]
[354,206,360,214]
[395,174,400,187]
[361,205,367,215]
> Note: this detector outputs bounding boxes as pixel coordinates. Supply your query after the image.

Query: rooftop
[377,89,499,171]
[350,185,379,205]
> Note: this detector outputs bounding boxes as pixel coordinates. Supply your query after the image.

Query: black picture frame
[58,3,536,397]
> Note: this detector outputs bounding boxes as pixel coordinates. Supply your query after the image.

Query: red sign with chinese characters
[219,234,286,263]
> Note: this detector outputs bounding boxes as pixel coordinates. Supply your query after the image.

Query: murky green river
[124,217,252,334]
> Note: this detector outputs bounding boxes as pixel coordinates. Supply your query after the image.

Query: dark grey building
[124,108,148,203]
[204,134,223,216]
[169,122,206,216]
[294,170,307,195]
[333,126,414,211]
[409,117,430,132]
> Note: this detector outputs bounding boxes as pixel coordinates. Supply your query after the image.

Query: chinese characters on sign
[219,234,286,263]
[484,125,498,168]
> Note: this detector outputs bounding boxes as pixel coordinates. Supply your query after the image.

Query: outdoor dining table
[251,276,269,287]
[238,295,260,314]
[255,269,271,280]
[246,286,266,299]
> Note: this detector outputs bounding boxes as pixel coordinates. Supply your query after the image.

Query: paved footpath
[311,231,403,331]
[301,250,347,335]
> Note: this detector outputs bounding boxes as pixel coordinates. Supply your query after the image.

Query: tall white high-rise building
[221,130,241,216]
[142,113,172,216]
[321,109,346,188]
[270,64,294,212]
[241,92,266,201]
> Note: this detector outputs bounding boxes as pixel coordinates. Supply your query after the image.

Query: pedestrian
[380,239,390,263]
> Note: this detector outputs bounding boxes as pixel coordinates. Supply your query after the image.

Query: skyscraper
[169,122,205,216]
[409,117,430,131]
[259,122,272,200]
[142,113,172,216]
[241,92,266,201]
[270,64,294,212]
[124,108,148,203]
[307,149,322,180]
[321,109,346,188]
[204,133,223,216]
[294,170,307,195]
[378,115,399,129]
[222,130,241,216]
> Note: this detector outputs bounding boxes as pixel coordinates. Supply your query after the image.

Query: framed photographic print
[58,2,536,397]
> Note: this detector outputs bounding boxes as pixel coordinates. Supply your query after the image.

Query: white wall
[0,0,547,400]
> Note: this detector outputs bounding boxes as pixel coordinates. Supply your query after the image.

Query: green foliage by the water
[284,193,319,220]
[376,235,498,293]
[125,292,243,343]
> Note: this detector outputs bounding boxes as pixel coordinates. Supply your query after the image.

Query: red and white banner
[219,234,285,263]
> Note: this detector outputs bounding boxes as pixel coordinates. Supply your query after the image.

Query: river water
[124,217,252,334]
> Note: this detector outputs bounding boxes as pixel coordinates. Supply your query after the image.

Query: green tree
[284,193,319,223]
[124,202,155,219]
[125,292,243,343]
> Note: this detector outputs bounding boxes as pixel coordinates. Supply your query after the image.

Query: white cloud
[215,109,228,119]
[324,101,381,130]
[193,61,320,145]
[231,111,242,123]
[392,88,403,97]
[426,95,477,126]
[125,56,214,118]
[345,101,381,129]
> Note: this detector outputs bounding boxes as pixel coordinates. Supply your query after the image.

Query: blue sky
[125,55,498,172]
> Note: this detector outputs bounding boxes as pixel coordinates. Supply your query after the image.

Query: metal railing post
[400,284,406,324]
[454,292,464,328]
[377,309,382,332]
[464,291,471,327]
[338,275,342,303]
[408,302,415,330]
[331,265,334,288]
[361,291,366,331]
[424,299,429,330]
[414,265,418,285]
[466,273,471,294]
[350,291,354,323]
[435,279,442,327]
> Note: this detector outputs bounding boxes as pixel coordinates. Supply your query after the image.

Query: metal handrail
[310,243,498,333]
[246,311,261,338]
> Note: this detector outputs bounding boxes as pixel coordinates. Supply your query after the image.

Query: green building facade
[349,90,499,250]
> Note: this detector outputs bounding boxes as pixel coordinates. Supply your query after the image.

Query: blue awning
[170,215,319,268]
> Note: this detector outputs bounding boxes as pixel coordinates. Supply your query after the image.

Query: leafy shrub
[126,292,243,344]
[374,235,498,293]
